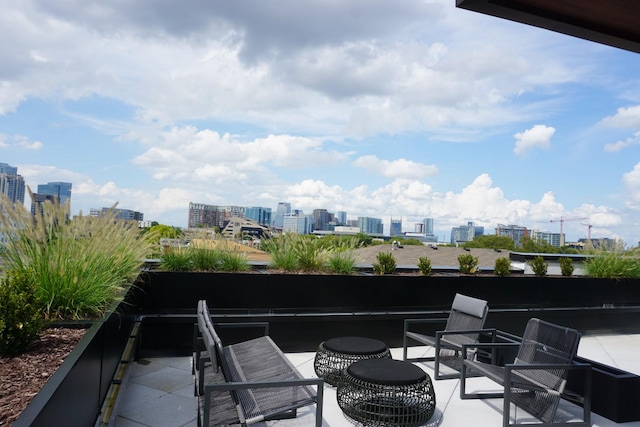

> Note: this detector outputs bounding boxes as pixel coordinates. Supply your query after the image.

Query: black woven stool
[337,358,436,427]
[314,336,391,386]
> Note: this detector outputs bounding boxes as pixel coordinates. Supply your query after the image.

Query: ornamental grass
[0,193,155,320]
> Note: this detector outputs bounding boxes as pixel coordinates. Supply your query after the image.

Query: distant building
[531,230,563,247]
[358,216,384,236]
[36,181,72,205]
[30,193,57,216]
[450,221,483,244]
[90,207,144,222]
[496,224,529,246]
[282,213,314,234]
[220,216,270,239]
[273,202,291,229]
[578,237,616,250]
[245,206,272,227]
[313,208,332,231]
[390,218,402,236]
[188,202,244,229]
[336,211,347,225]
[0,162,25,204]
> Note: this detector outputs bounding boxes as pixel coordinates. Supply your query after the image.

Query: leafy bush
[0,193,154,320]
[458,254,479,275]
[559,257,574,277]
[0,271,44,356]
[372,251,397,275]
[293,236,327,272]
[220,251,250,272]
[189,247,225,271]
[417,256,432,276]
[529,256,548,276]
[494,257,511,276]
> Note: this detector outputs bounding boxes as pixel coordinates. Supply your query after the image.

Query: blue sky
[2,1,640,244]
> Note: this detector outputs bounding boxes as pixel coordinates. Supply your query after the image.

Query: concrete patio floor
[112,334,640,427]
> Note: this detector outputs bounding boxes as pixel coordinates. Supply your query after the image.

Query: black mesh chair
[460,318,592,427]
[403,293,493,379]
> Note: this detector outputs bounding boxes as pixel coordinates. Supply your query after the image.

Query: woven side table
[337,358,436,427]
[314,336,391,386]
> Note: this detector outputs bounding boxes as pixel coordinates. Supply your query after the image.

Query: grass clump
[0,193,154,320]
[458,253,479,275]
[585,240,640,278]
[494,257,511,276]
[262,234,329,272]
[417,256,432,276]
[160,247,192,271]
[372,251,396,275]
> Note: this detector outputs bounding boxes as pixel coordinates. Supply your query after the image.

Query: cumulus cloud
[622,162,640,204]
[604,131,640,152]
[599,105,640,129]
[353,155,438,179]
[513,124,555,156]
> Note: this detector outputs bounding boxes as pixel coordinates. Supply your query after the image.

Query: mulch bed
[0,327,87,426]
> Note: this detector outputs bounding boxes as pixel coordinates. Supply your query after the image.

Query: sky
[1,1,640,245]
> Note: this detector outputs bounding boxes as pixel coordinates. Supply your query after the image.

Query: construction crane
[581,223,593,240]
[550,216,588,239]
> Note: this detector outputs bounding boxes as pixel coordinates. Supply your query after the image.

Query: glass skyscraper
[37,182,72,205]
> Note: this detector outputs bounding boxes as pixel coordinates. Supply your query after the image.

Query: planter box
[570,356,640,423]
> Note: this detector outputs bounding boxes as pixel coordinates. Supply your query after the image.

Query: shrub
[0,193,155,320]
[494,257,511,276]
[529,256,548,276]
[372,251,396,275]
[0,271,44,356]
[220,251,250,272]
[294,236,327,272]
[458,253,479,275]
[417,256,432,276]
[189,247,225,271]
[559,257,574,277]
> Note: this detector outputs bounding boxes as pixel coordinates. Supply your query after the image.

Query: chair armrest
[403,317,448,333]
[504,362,592,395]
[214,321,270,336]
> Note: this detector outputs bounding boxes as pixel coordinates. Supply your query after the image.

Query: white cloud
[353,155,438,179]
[513,124,555,156]
[622,162,640,204]
[604,131,640,152]
[0,134,43,150]
[599,105,640,129]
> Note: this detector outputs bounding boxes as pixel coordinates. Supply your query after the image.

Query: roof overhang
[456,0,640,54]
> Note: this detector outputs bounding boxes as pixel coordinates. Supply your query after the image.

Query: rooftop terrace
[112,333,640,426]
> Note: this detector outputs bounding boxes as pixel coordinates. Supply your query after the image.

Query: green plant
[585,241,640,278]
[160,246,192,271]
[458,253,479,275]
[494,257,511,276]
[0,271,45,356]
[293,236,327,272]
[559,257,574,276]
[372,251,396,275]
[417,256,432,276]
[220,251,250,272]
[326,251,356,274]
[189,246,225,271]
[0,193,155,320]
[529,256,548,276]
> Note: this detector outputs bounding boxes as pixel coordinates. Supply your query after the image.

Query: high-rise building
[282,213,313,234]
[312,208,332,231]
[0,162,25,204]
[358,216,384,236]
[31,193,57,216]
[390,218,402,236]
[245,206,272,227]
[531,230,563,247]
[496,224,529,246]
[36,182,72,205]
[450,221,483,244]
[336,211,347,225]
[273,202,291,229]
[423,218,434,236]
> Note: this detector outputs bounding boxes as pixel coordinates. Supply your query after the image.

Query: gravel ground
[0,327,87,426]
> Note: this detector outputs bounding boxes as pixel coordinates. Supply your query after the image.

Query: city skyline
[1,2,640,245]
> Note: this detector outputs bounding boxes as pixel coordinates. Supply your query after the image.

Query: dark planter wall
[14,301,137,427]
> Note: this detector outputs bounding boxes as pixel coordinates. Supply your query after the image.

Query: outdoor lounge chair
[460,317,592,427]
[402,293,493,380]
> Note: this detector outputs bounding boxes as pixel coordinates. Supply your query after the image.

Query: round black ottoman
[314,336,391,386]
[337,358,436,427]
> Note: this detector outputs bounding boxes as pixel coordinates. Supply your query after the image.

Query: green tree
[465,235,515,250]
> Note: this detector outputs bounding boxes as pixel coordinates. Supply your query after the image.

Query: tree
[465,235,515,250]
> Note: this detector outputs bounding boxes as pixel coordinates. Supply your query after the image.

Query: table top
[323,336,388,355]
[347,358,428,385]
